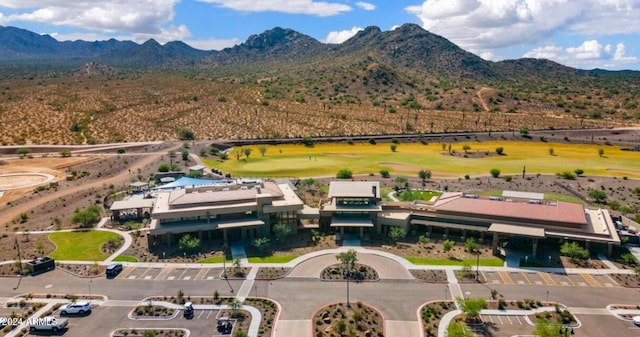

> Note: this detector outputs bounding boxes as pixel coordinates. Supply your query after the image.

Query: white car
[633,316,640,326]
[60,301,92,315]
[29,316,68,332]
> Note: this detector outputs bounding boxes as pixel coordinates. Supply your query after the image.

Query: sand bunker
[0,173,54,190]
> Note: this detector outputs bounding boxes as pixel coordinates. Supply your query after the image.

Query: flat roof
[435,195,587,225]
[167,181,284,207]
[411,219,488,232]
[110,199,154,211]
[129,181,149,188]
[488,223,545,238]
[328,181,380,198]
[189,165,206,171]
[502,190,544,200]
[217,219,265,229]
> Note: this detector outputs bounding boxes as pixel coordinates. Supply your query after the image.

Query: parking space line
[497,271,513,284]
[206,310,214,319]
[521,272,531,284]
[581,273,601,287]
[177,269,189,279]
[194,268,209,280]
[138,268,152,279]
[497,316,503,324]
[118,267,135,279]
[515,315,522,325]
[539,273,556,286]
[156,267,173,280]
[560,275,573,286]
[506,315,512,325]
[198,310,205,319]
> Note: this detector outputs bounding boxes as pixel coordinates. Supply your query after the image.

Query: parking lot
[117,266,223,281]
[36,305,239,337]
[481,271,617,288]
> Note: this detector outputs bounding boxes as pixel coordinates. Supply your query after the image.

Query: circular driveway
[287,252,414,279]
[0,172,54,190]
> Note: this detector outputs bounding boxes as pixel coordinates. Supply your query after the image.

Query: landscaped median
[406,256,504,267]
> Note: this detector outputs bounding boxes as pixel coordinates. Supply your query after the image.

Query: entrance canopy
[488,223,545,238]
[330,216,374,228]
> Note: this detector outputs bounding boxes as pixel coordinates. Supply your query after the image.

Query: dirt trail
[1,143,181,227]
[476,87,492,112]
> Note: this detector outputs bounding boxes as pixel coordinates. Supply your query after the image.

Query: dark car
[183,302,194,319]
[217,317,232,334]
[106,263,123,278]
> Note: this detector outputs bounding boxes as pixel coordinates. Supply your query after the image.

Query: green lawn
[247,255,298,263]
[407,256,505,267]
[113,255,138,262]
[199,256,233,263]
[397,190,442,201]
[49,230,122,261]
[203,141,640,179]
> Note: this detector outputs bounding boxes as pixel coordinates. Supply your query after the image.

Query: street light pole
[475,251,480,282]
[346,264,350,307]
[222,245,227,279]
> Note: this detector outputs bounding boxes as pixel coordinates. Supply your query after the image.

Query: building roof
[502,190,544,200]
[110,199,154,211]
[488,223,545,238]
[328,181,380,198]
[189,165,206,171]
[435,195,587,226]
[129,181,149,188]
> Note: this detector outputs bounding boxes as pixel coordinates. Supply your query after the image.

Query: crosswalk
[481,270,617,288]
[116,266,225,281]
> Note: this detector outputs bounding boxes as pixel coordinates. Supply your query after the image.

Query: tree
[574,168,584,176]
[179,234,200,253]
[186,171,203,178]
[588,189,607,203]
[462,144,471,153]
[253,237,271,255]
[456,297,486,321]
[379,169,390,178]
[181,149,189,161]
[390,143,397,152]
[336,169,353,179]
[258,145,267,157]
[464,237,479,253]
[495,147,504,155]
[235,147,243,160]
[418,169,431,186]
[443,239,455,252]
[560,241,589,260]
[178,128,195,140]
[142,331,156,337]
[16,148,31,158]
[490,168,501,178]
[519,128,529,136]
[59,150,71,157]
[532,318,564,337]
[199,148,206,157]
[598,148,604,157]
[233,330,248,337]
[273,223,292,244]
[71,205,102,228]
[243,147,252,159]
[549,148,555,156]
[336,249,358,272]
[158,163,170,172]
[388,227,406,244]
[556,171,576,180]
[301,136,314,147]
[447,322,473,337]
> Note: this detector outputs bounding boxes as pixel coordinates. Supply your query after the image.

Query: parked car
[60,301,91,315]
[633,316,640,326]
[217,317,232,334]
[183,302,194,319]
[106,263,123,278]
[29,316,68,332]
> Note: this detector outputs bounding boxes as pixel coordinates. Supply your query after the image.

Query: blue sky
[1,0,639,70]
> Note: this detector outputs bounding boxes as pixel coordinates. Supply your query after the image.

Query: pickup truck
[29,316,68,332]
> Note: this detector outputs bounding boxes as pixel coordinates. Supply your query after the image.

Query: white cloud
[566,40,605,60]
[197,0,352,16]
[355,1,376,11]
[522,45,563,60]
[390,25,401,31]
[1,0,179,34]
[184,37,241,51]
[324,26,363,44]
[406,0,640,67]
[524,40,638,70]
